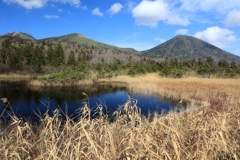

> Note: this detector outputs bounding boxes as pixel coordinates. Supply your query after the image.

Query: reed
[29,79,93,87]
[101,73,240,106]
[0,73,239,159]
[0,74,37,81]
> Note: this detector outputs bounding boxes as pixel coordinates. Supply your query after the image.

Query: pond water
[0,81,180,122]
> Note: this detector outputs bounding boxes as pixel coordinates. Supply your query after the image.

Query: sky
[0,0,240,56]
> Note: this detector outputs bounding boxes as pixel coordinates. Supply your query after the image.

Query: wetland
[0,73,239,159]
[0,80,181,121]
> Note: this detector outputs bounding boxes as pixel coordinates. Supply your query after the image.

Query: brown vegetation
[102,73,240,106]
[29,79,94,87]
[0,74,37,81]
[0,74,240,159]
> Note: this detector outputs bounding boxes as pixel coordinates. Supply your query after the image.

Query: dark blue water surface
[0,81,178,121]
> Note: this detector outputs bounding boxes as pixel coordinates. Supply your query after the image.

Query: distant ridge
[0,32,140,55]
[40,33,141,55]
[1,32,36,40]
[1,32,240,63]
[142,35,240,63]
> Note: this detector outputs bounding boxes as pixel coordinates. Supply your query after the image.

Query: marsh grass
[29,79,94,87]
[0,74,240,159]
[0,74,37,81]
[0,96,239,159]
[102,73,240,105]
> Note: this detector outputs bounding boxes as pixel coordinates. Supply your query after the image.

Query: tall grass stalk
[0,73,240,159]
[0,96,239,159]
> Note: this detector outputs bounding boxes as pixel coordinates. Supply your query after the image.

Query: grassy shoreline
[0,73,38,81]
[18,73,239,103]
[100,74,240,106]
[0,73,240,159]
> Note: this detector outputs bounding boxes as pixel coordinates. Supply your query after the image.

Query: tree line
[0,39,91,73]
[0,38,239,79]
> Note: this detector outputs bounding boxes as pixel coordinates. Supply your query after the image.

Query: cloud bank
[194,26,237,48]
[224,9,240,27]
[179,0,240,14]
[3,0,80,9]
[132,0,189,27]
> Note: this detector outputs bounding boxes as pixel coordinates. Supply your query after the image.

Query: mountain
[40,33,141,55]
[0,32,140,55]
[142,35,240,63]
[0,32,36,40]
[1,32,240,63]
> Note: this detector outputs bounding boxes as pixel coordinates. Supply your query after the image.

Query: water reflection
[0,81,181,121]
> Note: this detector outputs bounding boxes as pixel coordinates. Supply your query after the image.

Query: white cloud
[224,9,240,27]
[3,0,46,9]
[108,3,123,15]
[81,5,87,10]
[179,0,240,14]
[3,0,80,9]
[154,38,166,43]
[44,15,59,19]
[193,26,237,48]
[132,0,189,27]
[175,29,188,35]
[92,8,103,17]
[127,1,135,11]
[58,0,80,7]
[167,15,189,26]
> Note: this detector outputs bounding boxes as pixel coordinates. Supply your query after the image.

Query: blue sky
[0,0,240,56]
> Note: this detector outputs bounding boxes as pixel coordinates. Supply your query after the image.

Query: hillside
[41,33,141,55]
[0,32,145,66]
[1,32,240,64]
[142,35,240,63]
[0,32,36,40]
[0,32,140,55]
[0,32,240,78]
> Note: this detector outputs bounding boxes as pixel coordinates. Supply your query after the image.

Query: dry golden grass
[0,74,37,81]
[101,73,240,106]
[0,73,240,159]
[29,79,94,87]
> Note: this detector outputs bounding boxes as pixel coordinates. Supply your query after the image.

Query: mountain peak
[143,35,240,63]
[65,33,86,38]
[1,31,36,40]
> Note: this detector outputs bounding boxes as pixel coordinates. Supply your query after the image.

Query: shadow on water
[0,81,188,122]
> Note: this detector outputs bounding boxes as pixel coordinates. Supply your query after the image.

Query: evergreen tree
[30,45,46,73]
[46,46,55,65]
[23,44,33,65]
[67,51,76,66]
[31,45,46,66]
[206,56,214,67]
[0,39,14,64]
[198,58,204,67]
[230,60,237,70]
[77,51,86,63]
[54,43,65,66]
[9,50,20,70]
[218,59,228,68]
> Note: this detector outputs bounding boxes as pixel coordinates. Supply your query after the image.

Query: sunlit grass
[102,73,240,106]
[1,73,240,159]
[0,74,37,81]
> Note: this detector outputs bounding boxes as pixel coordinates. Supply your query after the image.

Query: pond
[0,81,182,122]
